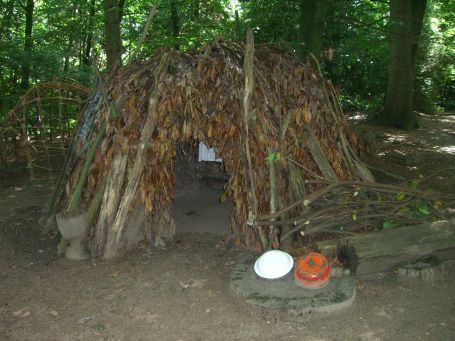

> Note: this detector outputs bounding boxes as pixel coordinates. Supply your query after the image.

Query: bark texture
[298,0,328,60]
[21,0,34,90]
[83,0,97,66]
[103,0,123,71]
[383,0,426,129]
[170,0,180,50]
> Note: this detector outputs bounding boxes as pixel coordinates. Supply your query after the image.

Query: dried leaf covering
[65,41,368,254]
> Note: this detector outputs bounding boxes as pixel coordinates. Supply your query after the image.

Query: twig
[259,182,339,220]
[127,4,158,64]
[418,167,455,184]
[366,163,406,181]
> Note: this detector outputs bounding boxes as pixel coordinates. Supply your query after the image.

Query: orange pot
[294,252,331,289]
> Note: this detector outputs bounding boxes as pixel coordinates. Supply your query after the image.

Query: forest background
[0,0,454,130]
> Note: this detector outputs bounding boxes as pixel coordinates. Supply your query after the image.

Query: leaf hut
[52,39,372,259]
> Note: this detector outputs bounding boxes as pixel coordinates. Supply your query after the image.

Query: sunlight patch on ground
[346,113,368,121]
[383,133,408,143]
[435,145,455,154]
[439,117,455,124]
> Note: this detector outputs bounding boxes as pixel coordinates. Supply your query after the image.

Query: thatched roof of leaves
[57,40,372,259]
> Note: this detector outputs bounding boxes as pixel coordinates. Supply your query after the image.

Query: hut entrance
[172,141,232,235]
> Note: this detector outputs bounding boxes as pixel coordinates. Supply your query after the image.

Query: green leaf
[265,152,280,162]
[395,192,406,202]
[433,200,442,209]
[383,221,400,229]
[410,180,419,190]
[418,206,431,216]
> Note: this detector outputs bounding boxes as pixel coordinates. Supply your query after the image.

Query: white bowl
[254,250,294,279]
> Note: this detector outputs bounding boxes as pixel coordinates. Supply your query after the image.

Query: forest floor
[1,113,454,341]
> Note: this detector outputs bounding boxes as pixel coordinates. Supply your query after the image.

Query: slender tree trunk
[383,0,426,129]
[118,0,126,21]
[170,0,180,50]
[83,0,96,66]
[235,9,242,41]
[191,0,199,17]
[64,37,73,72]
[103,0,123,71]
[298,0,328,60]
[21,0,34,90]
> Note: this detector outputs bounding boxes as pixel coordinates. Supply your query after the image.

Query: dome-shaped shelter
[46,37,372,259]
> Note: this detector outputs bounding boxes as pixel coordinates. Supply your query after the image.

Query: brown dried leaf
[303,106,312,123]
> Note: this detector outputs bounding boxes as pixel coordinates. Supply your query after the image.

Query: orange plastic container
[294,252,331,289]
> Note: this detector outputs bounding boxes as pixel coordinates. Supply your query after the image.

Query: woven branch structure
[54,41,373,259]
[0,80,90,177]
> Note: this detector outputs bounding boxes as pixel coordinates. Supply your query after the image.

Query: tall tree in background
[21,0,34,90]
[298,0,328,60]
[383,0,427,129]
[103,0,123,70]
[83,0,97,66]
[170,0,180,50]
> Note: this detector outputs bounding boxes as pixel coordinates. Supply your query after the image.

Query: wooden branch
[92,150,129,255]
[86,176,107,226]
[67,121,106,211]
[305,126,338,180]
[366,163,406,181]
[304,179,448,200]
[103,53,170,259]
[242,28,266,249]
[267,149,277,245]
[127,4,158,63]
[259,182,339,220]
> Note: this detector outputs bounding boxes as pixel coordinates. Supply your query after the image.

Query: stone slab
[230,253,356,313]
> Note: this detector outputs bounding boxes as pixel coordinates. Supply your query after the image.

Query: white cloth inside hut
[198,141,222,162]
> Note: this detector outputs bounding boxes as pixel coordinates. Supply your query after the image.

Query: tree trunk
[170,0,180,50]
[235,9,242,41]
[64,36,73,72]
[317,220,454,277]
[83,0,96,66]
[383,0,426,129]
[21,0,34,90]
[103,0,123,71]
[118,0,126,21]
[191,0,199,18]
[298,0,328,60]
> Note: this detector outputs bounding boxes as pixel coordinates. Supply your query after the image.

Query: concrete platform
[230,253,356,312]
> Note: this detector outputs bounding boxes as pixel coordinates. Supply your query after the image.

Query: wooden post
[242,29,267,249]
[267,149,277,247]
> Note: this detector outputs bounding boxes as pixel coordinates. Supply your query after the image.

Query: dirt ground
[1,114,454,340]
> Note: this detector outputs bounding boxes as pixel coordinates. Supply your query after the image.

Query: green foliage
[0,0,454,123]
[326,1,390,113]
[415,0,455,112]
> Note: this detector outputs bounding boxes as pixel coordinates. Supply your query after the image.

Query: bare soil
[1,114,454,340]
